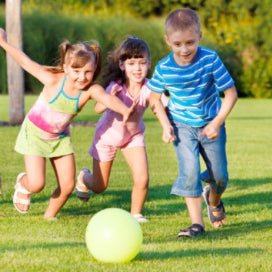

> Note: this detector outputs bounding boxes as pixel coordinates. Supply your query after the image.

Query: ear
[199,31,203,41]
[164,34,171,47]
[119,60,125,71]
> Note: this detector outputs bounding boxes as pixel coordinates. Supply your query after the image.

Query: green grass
[0,96,272,271]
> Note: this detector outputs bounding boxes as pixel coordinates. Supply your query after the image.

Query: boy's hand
[200,122,220,139]
[162,126,176,143]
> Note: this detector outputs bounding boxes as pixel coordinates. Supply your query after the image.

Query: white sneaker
[75,168,91,202]
[133,213,148,223]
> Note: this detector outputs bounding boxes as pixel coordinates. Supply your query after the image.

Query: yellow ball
[86,208,143,263]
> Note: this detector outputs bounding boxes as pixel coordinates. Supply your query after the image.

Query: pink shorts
[90,132,145,162]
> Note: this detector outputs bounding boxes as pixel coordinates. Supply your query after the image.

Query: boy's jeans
[170,120,228,197]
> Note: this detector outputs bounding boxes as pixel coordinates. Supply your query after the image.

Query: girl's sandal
[13,173,31,214]
[75,168,91,202]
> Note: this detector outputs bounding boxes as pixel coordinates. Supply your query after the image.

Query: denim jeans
[170,120,228,197]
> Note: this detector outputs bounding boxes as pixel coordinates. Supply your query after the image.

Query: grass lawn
[0,95,272,271]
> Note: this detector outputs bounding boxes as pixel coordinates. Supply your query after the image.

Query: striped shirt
[147,47,234,127]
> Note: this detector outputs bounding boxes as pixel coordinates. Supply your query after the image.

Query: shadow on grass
[0,241,85,253]
[228,178,272,190]
[0,240,262,260]
[2,178,271,222]
[137,246,262,260]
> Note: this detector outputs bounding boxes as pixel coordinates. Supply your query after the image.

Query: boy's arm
[149,91,176,143]
[201,85,238,139]
[0,28,52,85]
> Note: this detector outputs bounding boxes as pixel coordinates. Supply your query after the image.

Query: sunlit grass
[0,97,272,271]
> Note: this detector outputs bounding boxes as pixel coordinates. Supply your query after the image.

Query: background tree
[6,0,24,125]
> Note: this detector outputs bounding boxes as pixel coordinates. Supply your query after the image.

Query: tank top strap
[49,75,66,104]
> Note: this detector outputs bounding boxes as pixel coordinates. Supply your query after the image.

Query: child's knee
[213,175,228,194]
[27,177,45,193]
[134,176,149,189]
[92,184,107,194]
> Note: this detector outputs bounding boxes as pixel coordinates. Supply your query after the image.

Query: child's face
[64,61,95,90]
[165,27,202,66]
[120,56,150,85]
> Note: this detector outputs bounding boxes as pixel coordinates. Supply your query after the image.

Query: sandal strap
[75,188,90,198]
[13,196,31,205]
[178,223,205,237]
[209,200,225,212]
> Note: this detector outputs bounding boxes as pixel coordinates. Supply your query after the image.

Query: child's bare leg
[122,147,149,215]
[185,196,204,227]
[14,155,46,212]
[43,154,75,219]
[82,159,112,193]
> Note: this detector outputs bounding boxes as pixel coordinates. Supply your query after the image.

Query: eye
[174,42,181,47]
[187,41,195,46]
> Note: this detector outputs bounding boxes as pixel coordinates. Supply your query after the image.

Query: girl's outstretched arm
[90,84,136,124]
[0,28,53,85]
[94,84,122,114]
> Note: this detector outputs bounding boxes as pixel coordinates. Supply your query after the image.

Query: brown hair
[47,40,102,81]
[102,36,151,87]
[165,8,201,35]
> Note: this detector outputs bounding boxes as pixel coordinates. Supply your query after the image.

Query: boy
[148,8,238,237]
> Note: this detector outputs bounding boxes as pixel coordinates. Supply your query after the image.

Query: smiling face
[165,27,202,66]
[120,56,150,85]
[64,60,95,90]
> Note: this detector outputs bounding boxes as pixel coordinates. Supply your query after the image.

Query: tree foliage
[0,0,271,97]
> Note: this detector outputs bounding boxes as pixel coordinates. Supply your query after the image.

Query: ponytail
[90,43,102,81]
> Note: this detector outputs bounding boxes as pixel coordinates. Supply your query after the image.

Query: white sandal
[75,168,91,202]
[133,213,148,223]
[13,173,31,214]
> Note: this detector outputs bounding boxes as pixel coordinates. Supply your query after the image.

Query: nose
[180,44,188,53]
[79,73,86,80]
[136,63,141,70]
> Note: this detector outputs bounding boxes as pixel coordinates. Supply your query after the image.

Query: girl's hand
[122,99,138,125]
[0,28,7,44]
[110,83,122,96]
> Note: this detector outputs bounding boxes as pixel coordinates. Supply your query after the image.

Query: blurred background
[0,0,271,98]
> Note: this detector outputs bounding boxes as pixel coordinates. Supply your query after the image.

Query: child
[0,28,134,219]
[75,36,151,223]
[147,8,238,236]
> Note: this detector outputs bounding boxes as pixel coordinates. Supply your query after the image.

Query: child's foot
[44,216,59,221]
[133,213,148,223]
[202,185,226,228]
[13,173,31,213]
[75,168,91,202]
[177,223,205,238]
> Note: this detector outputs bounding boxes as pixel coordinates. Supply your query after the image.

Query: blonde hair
[47,40,102,81]
[165,8,201,35]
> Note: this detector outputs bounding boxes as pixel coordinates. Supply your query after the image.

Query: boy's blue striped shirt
[147,47,234,127]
